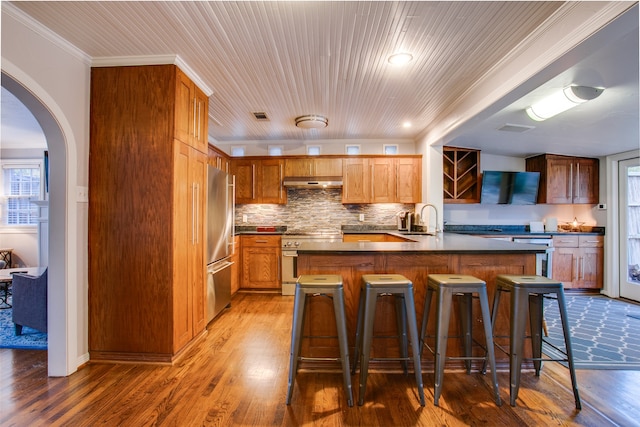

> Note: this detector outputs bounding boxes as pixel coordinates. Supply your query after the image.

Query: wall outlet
[359,213,365,222]
[597,203,607,210]
[76,186,88,202]
[242,214,248,223]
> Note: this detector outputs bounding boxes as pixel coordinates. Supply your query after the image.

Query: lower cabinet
[240,235,281,289]
[552,235,603,289]
[230,236,240,295]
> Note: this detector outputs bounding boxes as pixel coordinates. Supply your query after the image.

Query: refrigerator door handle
[209,260,234,275]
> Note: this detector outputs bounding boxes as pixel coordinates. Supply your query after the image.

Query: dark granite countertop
[297,232,548,254]
[235,225,286,235]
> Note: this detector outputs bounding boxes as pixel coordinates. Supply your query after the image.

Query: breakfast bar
[295,232,547,370]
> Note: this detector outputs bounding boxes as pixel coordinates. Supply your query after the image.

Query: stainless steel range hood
[282,176,343,188]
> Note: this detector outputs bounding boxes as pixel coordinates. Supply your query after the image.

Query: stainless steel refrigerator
[206,165,235,322]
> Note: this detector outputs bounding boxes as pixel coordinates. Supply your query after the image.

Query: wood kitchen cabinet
[443,147,481,203]
[526,154,599,204]
[342,156,421,204]
[208,144,230,173]
[284,157,343,177]
[175,68,208,153]
[230,235,240,295]
[89,64,208,363]
[231,158,286,204]
[552,235,604,289]
[240,235,281,289]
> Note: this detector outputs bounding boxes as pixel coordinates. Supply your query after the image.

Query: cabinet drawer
[579,235,604,248]
[553,235,579,248]
[241,235,281,247]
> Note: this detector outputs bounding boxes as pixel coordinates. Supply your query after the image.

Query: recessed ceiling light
[388,52,413,65]
[403,121,412,128]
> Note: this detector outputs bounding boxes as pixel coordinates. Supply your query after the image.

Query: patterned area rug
[0,296,47,350]
[543,295,640,370]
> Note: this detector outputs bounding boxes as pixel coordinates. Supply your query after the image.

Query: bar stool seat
[421,274,502,406]
[352,274,425,406]
[491,274,581,409]
[286,275,353,407]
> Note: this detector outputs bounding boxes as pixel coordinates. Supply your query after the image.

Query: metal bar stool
[351,274,425,406]
[286,275,353,407]
[420,274,502,407]
[491,274,581,409]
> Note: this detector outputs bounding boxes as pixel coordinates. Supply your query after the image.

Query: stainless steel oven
[281,229,342,295]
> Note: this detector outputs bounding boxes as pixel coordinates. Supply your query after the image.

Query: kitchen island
[296,232,546,370]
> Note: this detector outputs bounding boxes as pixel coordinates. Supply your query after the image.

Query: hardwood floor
[2,292,640,426]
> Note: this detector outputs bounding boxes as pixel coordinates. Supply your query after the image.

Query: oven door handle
[282,252,298,257]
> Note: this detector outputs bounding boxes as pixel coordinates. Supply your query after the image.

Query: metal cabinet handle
[252,164,256,200]
[255,239,268,243]
[569,163,573,200]
[576,162,580,199]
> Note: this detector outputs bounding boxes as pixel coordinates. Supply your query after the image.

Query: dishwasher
[512,237,554,278]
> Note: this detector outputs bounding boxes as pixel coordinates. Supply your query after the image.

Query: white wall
[2,5,90,376]
[213,139,417,156]
[443,152,604,228]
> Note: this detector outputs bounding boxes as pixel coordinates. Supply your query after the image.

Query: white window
[268,146,283,156]
[2,160,43,226]
[346,145,361,155]
[231,146,245,157]
[383,144,398,155]
[307,146,321,156]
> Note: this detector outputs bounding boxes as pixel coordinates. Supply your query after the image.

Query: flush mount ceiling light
[526,85,604,122]
[388,52,413,65]
[295,115,328,129]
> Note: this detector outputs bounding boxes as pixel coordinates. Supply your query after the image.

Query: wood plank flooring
[2,292,640,426]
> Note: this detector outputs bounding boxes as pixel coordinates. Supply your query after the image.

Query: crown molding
[91,55,213,96]
[2,3,92,66]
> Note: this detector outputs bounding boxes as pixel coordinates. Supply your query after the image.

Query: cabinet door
[260,159,286,203]
[397,157,422,203]
[546,157,573,204]
[370,158,396,203]
[552,247,578,288]
[175,70,194,146]
[578,247,603,288]
[284,158,313,177]
[173,142,194,351]
[193,86,209,153]
[343,158,370,203]
[190,148,207,333]
[573,158,599,204]
[232,160,257,203]
[314,158,343,176]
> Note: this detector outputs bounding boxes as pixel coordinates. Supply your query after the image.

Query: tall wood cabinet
[89,64,209,363]
[526,154,599,204]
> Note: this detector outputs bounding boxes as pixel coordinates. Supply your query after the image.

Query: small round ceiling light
[388,52,413,65]
[295,115,328,129]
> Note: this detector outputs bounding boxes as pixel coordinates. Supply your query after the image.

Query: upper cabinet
[443,147,480,204]
[231,158,286,204]
[526,154,599,204]
[343,156,421,204]
[208,144,230,173]
[284,157,343,177]
[175,68,208,153]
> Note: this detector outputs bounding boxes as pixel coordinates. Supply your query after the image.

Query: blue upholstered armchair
[12,268,48,335]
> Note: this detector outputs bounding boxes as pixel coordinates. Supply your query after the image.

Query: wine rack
[443,147,480,203]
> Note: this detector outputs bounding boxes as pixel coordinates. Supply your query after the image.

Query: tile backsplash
[235,188,414,230]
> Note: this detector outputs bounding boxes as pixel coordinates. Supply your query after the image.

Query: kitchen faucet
[420,203,440,233]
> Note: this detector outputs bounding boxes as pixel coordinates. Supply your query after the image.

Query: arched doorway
[2,69,78,376]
